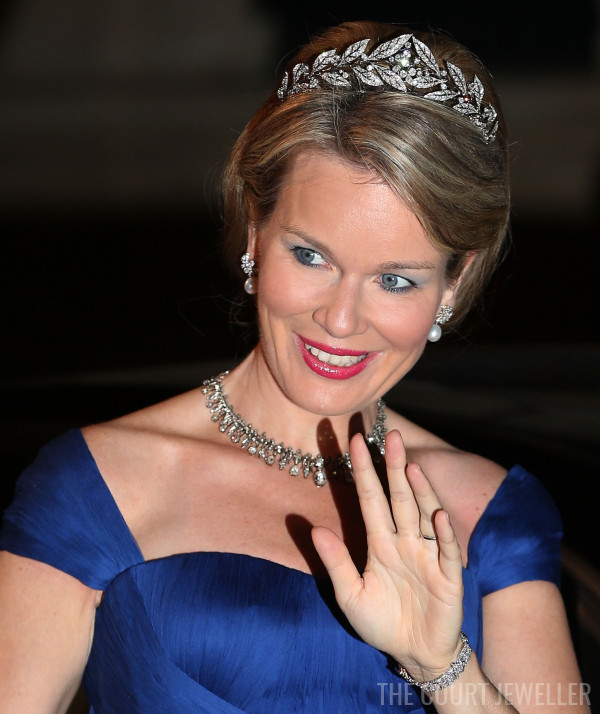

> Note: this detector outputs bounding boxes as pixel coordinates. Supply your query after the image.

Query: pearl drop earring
[241,252,256,294]
[427,305,453,342]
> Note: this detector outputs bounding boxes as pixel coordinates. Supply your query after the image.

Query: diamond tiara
[277,34,498,144]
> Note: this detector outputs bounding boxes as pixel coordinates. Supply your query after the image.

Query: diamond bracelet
[396,632,472,692]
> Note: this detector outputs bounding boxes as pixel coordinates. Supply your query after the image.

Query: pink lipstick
[295,334,378,380]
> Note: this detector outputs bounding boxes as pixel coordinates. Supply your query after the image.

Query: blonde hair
[222,21,510,325]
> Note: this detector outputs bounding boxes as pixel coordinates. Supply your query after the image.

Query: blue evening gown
[0,429,562,713]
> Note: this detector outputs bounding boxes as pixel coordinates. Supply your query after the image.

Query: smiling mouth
[303,341,368,367]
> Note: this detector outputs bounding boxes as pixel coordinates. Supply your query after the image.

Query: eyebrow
[377,260,436,271]
[282,224,437,272]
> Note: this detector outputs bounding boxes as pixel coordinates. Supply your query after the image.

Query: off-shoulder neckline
[69,428,524,582]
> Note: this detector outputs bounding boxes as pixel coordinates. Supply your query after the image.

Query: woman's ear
[246,222,257,258]
[246,218,259,260]
[440,251,477,307]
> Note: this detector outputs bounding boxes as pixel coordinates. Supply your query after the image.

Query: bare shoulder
[81,387,204,481]
[80,386,218,548]
[82,383,215,450]
[386,410,507,556]
[91,384,212,436]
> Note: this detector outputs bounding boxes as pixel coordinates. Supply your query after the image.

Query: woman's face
[248,150,457,417]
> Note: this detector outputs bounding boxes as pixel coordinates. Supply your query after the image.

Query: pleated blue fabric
[0,430,562,713]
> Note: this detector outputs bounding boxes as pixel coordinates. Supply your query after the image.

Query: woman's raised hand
[311,429,464,680]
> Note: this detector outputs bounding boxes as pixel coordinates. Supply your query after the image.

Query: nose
[312,277,369,338]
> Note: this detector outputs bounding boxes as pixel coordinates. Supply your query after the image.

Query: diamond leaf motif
[277,72,289,98]
[322,71,352,87]
[453,104,478,115]
[368,34,412,60]
[341,39,370,63]
[406,75,439,89]
[470,75,484,104]
[292,63,309,83]
[313,49,339,73]
[354,65,383,86]
[413,38,439,73]
[447,62,467,94]
[376,65,408,91]
[424,89,457,101]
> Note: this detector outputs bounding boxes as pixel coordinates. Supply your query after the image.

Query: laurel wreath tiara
[277,34,498,144]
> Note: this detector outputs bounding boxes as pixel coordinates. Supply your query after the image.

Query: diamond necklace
[201,372,387,487]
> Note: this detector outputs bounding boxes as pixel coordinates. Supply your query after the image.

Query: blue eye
[379,274,414,293]
[292,246,326,267]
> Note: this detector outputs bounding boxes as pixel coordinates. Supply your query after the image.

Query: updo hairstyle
[222,21,510,326]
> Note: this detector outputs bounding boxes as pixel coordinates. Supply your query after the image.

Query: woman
[0,21,588,713]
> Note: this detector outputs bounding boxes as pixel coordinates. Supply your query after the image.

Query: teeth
[304,342,367,367]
